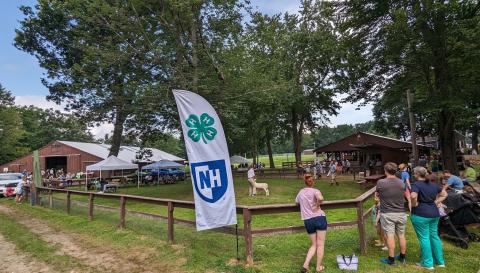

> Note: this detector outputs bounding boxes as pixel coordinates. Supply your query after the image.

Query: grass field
[1,174,479,272]
[251,153,317,168]
[1,194,479,273]
[58,176,369,229]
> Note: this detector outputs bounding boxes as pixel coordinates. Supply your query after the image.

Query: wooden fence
[27,185,376,265]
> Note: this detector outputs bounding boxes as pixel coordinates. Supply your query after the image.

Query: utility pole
[407,89,419,166]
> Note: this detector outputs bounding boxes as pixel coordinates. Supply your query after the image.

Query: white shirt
[247,168,255,179]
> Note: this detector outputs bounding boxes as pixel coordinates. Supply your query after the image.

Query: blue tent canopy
[142,160,184,170]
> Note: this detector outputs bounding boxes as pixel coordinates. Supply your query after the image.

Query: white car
[0,173,23,197]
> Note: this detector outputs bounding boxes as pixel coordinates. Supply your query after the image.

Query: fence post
[88,193,94,221]
[119,196,126,228]
[66,191,71,214]
[243,208,253,265]
[356,201,366,254]
[35,189,40,206]
[48,189,53,208]
[167,201,174,243]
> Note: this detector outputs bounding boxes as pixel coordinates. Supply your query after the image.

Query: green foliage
[0,83,94,165]
[334,0,480,170]
[311,122,378,148]
[17,106,94,151]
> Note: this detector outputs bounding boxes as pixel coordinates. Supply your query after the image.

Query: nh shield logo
[191,160,228,203]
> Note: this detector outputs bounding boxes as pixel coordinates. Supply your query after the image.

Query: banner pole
[236,224,239,261]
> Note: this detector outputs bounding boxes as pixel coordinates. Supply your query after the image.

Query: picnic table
[357,174,386,188]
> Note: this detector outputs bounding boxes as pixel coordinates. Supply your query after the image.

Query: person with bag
[296,174,327,272]
[376,162,407,266]
[410,166,448,270]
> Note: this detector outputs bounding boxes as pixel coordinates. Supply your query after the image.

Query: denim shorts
[304,216,328,234]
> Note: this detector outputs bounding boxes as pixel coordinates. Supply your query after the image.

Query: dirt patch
[0,233,59,273]
[0,204,184,273]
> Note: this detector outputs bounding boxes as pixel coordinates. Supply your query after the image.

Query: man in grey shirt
[376,162,407,265]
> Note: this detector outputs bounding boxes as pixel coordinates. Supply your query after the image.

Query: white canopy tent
[85,155,139,189]
[230,155,249,165]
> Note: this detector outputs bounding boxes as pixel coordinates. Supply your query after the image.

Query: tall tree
[0,84,28,165]
[14,0,170,156]
[335,0,480,172]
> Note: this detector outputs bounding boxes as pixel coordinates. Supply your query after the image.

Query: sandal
[300,267,308,273]
[316,265,325,272]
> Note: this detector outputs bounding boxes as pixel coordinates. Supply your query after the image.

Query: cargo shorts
[380,212,407,236]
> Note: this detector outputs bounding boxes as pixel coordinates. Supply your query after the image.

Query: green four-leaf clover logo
[185,113,217,144]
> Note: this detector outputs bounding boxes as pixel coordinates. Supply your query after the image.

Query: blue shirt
[447,175,464,190]
[400,171,410,189]
[411,181,441,218]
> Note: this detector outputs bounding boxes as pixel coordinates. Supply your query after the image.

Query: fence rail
[27,185,376,265]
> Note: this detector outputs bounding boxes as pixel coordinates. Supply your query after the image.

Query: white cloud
[15,95,65,111]
[15,95,113,138]
[90,123,114,139]
[329,101,374,126]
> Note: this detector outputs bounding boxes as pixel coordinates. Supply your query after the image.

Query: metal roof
[314,132,429,153]
[58,141,185,163]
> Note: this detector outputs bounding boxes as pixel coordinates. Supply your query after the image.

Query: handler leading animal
[247,165,269,196]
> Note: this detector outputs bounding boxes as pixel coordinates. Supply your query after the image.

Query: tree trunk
[291,110,299,165]
[190,7,199,92]
[438,109,457,173]
[266,130,275,169]
[406,89,419,166]
[109,107,127,157]
[252,136,257,166]
[291,111,304,166]
[472,119,479,154]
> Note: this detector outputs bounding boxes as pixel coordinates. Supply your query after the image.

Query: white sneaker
[415,263,434,270]
[381,246,388,251]
[437,264,446,268]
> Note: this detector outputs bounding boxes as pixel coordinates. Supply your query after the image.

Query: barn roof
[58,141,184,162]
[314,132,425,153]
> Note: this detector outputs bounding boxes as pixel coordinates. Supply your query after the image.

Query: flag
[173,89,237,231]
[33,150,42,187]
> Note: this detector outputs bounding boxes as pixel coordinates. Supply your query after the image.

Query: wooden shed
[314,132,429,170]
[0,140,184,174]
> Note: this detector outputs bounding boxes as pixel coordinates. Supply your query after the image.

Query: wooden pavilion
[314,132,430,170]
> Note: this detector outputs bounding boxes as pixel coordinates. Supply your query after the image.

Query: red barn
[0,140,184,173]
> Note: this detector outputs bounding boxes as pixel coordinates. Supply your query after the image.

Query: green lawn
[56,175,368,229]
[249,153,317,168]
[0,212,92,272]
[1,197,479,273]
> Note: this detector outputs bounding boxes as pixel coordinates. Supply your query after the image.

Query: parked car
[151,168,185,180]
[0,173,23,197]
[3,182,18,197]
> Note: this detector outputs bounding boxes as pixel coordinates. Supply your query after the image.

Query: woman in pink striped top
[296,174,327,272]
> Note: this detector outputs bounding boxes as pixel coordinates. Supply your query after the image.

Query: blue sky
[0,0,372,134]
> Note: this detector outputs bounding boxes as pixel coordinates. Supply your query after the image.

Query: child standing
[399,163,412,212]
[373,195,387,250]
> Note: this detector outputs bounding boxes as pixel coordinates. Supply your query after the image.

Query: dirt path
[0,233,58,273]
[0,204,184,273]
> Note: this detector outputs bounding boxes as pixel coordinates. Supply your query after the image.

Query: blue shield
[191,160,228,203]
